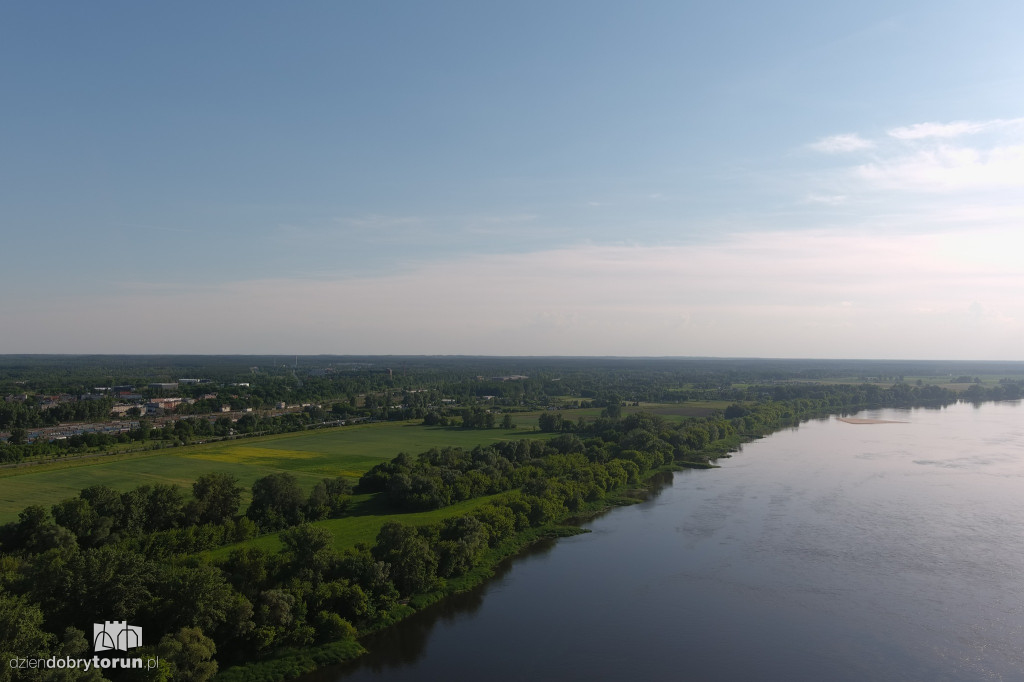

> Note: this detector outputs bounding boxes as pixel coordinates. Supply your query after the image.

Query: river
[305,400,1024,681]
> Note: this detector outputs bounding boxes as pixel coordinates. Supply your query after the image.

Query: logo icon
[93,621,142,652]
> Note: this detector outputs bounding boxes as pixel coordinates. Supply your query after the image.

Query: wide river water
[305,401,1024,681]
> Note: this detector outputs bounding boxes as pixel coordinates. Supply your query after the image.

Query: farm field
[0,420,553,522]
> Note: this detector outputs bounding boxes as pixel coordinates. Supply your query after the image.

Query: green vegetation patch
[214,638,366,682]
[206,493,508,560]
[511,401,730,426]
[0,421,553,522]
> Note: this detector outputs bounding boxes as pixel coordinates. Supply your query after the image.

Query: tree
[118,486,151,537]
[133,418,153,441]
[304,476,352,520]
[26,544,154,634]
[315,611,358,643]
[145,484,185,531]
[372,522,439,596]
[158,627,218,682]
[537,412,564,432]
[247,473,305,530]
[724,403,749,419]
[15,505,76,554]
[0,593,52,682]
[51,497,111,548]
[253,589,314,648]
[191,473,243,525]
[619,428,656,452]
[549,433,585,454]
[51,627,106,681]
[156,563,241,635]
[222,547,273,600]
[436,516,487,578]
[472,504,516,547]
[80,485,124,520]
[422,411,446,426]
[601,394,623,419]
[281,524,337,583]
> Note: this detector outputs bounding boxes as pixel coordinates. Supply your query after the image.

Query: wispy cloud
[887,117,1024,140]
[809,116,1024,195]
[855,143,1024,192]
[810,133,875,153]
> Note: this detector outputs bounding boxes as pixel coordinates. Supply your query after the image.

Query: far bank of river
[302,400,1024,682]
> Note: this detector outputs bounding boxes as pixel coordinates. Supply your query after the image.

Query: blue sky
[3,1,1023,358]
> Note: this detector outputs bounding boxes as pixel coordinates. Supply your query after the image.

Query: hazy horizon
[4,353,1024,368]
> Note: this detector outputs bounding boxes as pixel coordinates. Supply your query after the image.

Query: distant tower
[388,368,393,378]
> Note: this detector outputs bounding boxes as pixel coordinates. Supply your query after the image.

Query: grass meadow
[205,493,508,559]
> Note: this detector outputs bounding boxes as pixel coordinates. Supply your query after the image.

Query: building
[145,397,189,415]
[148,383,178,392]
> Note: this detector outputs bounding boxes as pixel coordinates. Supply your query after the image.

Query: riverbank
[208,411,825,681]
[211,475,669,681]
[211,397,1010,681]
[284,401,1024,682]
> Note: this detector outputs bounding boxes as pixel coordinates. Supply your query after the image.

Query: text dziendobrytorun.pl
[9,655,160,671]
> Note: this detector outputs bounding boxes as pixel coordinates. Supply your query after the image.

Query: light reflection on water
[304,400,1024,682]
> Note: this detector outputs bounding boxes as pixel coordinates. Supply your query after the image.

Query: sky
[2,1,1023,359]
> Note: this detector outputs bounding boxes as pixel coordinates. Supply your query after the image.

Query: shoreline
[837,417,907,424]
[215,472,674,682]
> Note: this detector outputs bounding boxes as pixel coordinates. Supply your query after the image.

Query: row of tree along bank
[1,384,1021,681]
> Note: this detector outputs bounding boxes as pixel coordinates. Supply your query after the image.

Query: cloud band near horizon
[6,227,1021,360]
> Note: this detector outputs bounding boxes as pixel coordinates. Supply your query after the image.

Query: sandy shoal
[837,417,907,424]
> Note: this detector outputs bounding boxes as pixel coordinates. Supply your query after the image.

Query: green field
[0,402,728,523]
[206,493,506,560]
[0,421,554,522]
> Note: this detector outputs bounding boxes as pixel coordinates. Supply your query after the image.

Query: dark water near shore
[305,401,1024,681]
